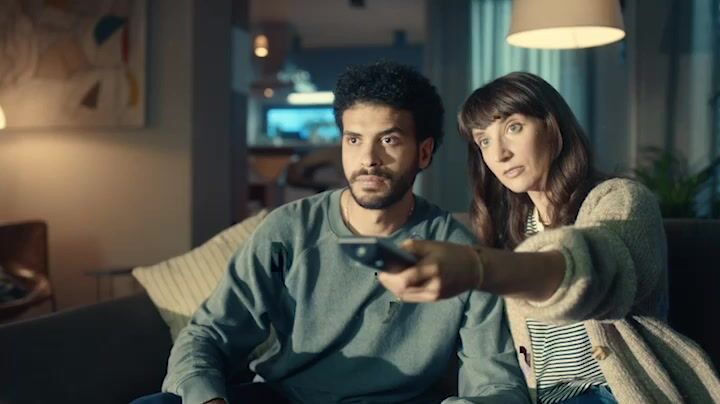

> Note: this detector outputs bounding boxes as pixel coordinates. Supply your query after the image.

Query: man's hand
[377,240,484,302]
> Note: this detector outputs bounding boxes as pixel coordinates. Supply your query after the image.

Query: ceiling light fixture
[254,34,269,57]
[507,0,625,49]
[0,104,6,129]
[287,91,335,105]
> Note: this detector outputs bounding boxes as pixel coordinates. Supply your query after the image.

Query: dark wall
[290,45,424,91]
[191,0,234,246]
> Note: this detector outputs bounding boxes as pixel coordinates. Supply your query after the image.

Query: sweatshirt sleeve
[511,178,667,323]
[441,221,531,403]
[161,210,291,403]
[443,292,532,404]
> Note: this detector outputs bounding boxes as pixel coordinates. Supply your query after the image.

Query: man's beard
[347,165,418,210]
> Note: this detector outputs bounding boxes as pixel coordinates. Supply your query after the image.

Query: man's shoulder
[267,190,335,218]
[256,190,337,237]
[413,196,477,245]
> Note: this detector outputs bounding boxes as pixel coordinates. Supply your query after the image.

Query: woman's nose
[489,140,512,163]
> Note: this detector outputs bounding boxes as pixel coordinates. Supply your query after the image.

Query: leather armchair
[0,220,56,321]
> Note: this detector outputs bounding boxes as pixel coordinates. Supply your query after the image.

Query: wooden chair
[0,220,56,322]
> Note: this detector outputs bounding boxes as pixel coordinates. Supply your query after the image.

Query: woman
[378,72,720,403]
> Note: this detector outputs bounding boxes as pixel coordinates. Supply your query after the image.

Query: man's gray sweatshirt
[162,189,529,403]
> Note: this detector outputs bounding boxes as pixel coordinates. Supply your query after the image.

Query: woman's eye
[477,138,490,149]
[508,123,523,134]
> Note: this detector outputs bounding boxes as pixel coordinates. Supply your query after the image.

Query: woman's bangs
[459,88,532,141]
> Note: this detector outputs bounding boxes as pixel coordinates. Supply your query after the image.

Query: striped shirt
[526,208,608,403]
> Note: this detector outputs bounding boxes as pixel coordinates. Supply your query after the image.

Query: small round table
[84,267,137,301]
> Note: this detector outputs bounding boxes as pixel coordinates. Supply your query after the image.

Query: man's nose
[360,142,382,167]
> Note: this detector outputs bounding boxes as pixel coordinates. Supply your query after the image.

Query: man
[134,62,529,403]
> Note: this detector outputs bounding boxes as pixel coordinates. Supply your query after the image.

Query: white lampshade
[0,104,5,129]
[507,0,625,49]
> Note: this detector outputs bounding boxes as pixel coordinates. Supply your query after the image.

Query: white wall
[0,0,194,309]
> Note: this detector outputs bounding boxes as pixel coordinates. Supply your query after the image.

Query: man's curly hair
[333,61,444,156]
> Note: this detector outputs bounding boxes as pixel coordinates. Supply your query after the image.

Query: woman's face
[471,113,556,194]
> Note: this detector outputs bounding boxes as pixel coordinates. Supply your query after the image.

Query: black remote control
[339,237,417,271]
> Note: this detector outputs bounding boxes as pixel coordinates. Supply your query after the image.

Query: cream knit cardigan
[509,178,720,403]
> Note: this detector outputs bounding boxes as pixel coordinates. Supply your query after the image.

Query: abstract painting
[0,0,146,128]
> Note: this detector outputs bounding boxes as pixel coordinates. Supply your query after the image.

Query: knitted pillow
[132,210,268,340]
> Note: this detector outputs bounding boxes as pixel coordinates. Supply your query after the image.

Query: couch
[0,219,718,404]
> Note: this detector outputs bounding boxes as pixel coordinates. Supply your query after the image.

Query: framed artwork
[0,0,147,129]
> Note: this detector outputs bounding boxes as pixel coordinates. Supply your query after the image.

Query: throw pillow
[132,209,269,340]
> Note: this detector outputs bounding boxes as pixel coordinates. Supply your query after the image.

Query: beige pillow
[132,210,269,340]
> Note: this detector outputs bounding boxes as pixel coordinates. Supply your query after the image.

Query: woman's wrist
[468,245,486,290]
[471,247,566,301]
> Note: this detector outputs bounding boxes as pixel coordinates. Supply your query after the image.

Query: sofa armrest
[665,219,720,369]
[0,293,172,404]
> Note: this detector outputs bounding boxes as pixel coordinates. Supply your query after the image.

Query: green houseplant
[633,147,720,218]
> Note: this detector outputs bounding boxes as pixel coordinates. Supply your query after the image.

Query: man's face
[341,102,433,209]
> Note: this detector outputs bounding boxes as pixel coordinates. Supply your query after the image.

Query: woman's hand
[377,240,484,302]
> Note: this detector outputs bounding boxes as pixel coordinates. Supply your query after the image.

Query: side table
[85,267,138,301]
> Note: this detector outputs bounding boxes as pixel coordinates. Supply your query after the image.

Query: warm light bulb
[507,27,625,49]
[254,34,269,58]
[263,88,274,98]
[0,104,6,129]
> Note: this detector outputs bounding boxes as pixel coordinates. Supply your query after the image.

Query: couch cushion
[132,210,268,340]
[0,293,170,404]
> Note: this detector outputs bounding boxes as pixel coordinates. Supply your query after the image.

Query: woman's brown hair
[458,72,601,248]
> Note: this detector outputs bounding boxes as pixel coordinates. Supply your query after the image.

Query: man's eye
[346,136,359,144]
[382,136,397,145]
[508,123,523,134]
